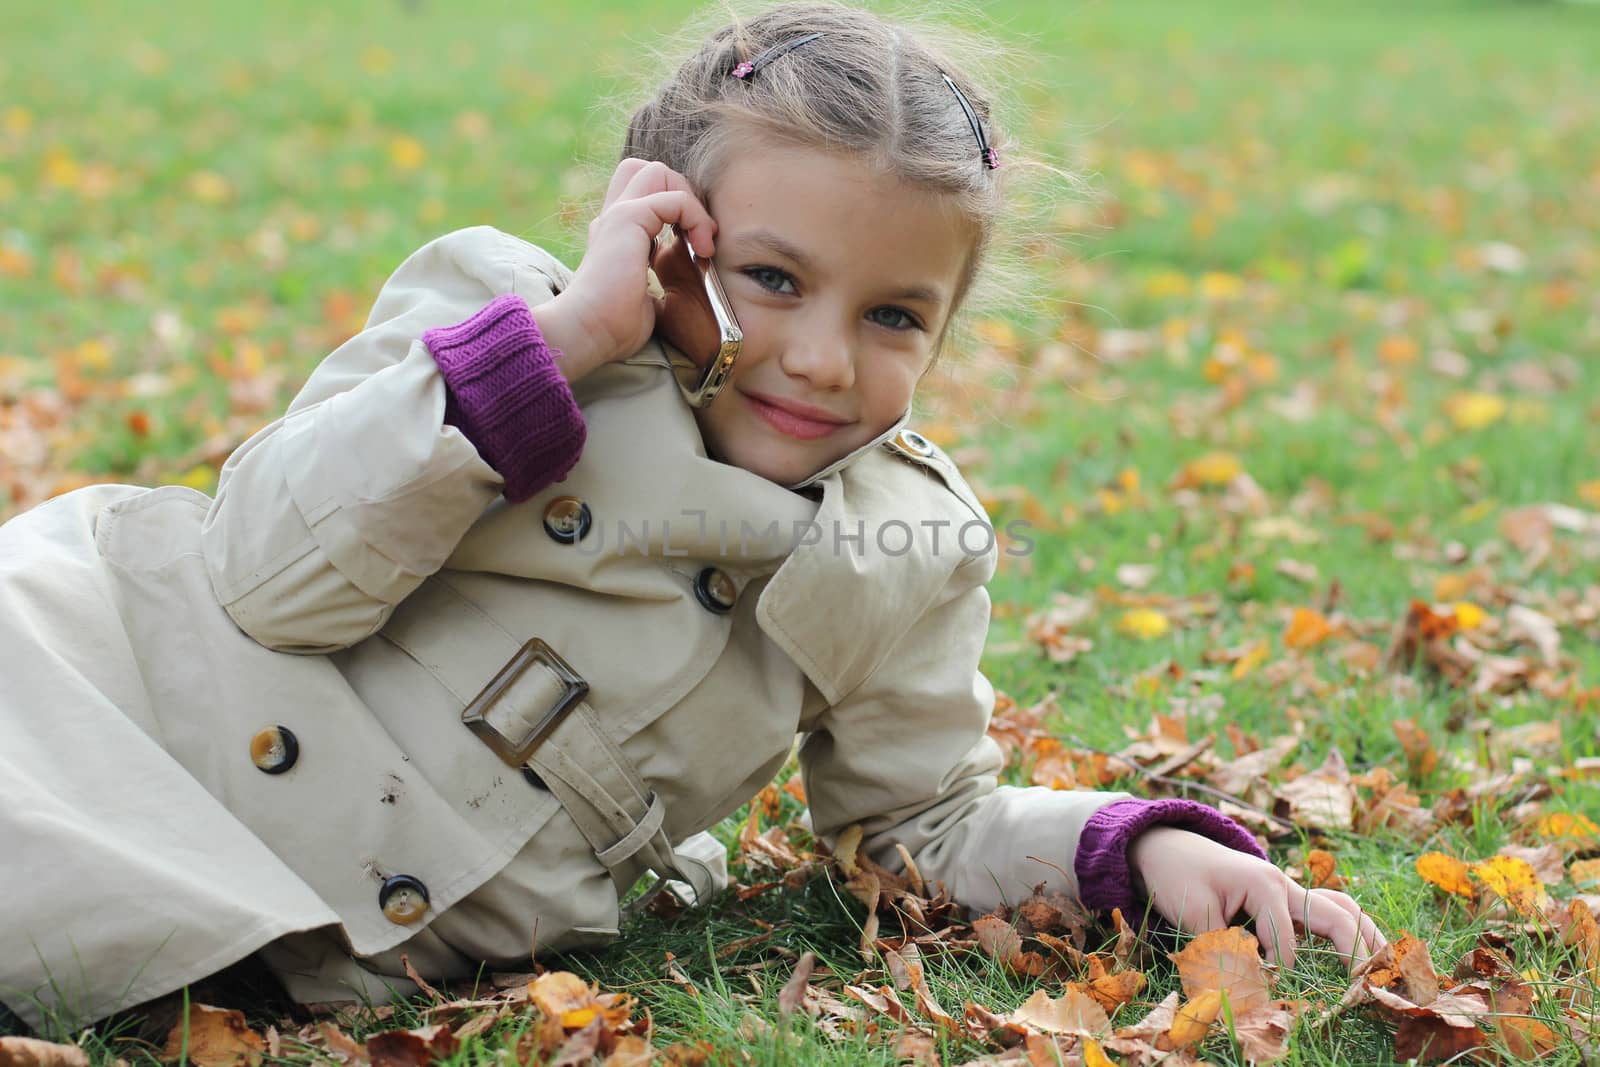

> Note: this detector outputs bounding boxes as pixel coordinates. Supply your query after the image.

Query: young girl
[0,1,1383,1030]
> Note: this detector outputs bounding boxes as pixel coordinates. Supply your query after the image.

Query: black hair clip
[942,74,999,170]
[730,32,824,80]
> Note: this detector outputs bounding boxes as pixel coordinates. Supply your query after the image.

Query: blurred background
[2,0,1595,520]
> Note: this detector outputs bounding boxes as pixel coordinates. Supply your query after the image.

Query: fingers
[608,191,718,261]
[1251,881,1299,970]
[1307,888,1387,968]
[603,158,654,210]
[1284,885,1386,970]
[610,160,717,256]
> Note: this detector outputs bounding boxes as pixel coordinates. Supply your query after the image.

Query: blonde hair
[597,0,1072,353]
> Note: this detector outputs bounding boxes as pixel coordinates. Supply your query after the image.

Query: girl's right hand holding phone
[534,159,718,385]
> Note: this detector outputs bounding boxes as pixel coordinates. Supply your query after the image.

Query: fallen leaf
[777,951,816,1019]
[365,1026,458,1067]
[1009,987,1109,1036]
[1166,989,1222,1047]
[0,1039,90,1067]
[1116,608,1171,640]
[1470,855,1548,915]
[162,1005,266,1067]
[1170,927,1272,1015]
[1284,606,1335,650]
[1416,852,1473,898]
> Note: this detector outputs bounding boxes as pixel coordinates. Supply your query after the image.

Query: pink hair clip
[729,32,823,80]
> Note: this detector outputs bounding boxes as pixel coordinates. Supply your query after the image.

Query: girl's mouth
[744,391,851,440]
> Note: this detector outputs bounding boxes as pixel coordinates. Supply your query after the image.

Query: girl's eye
[868,306,922,332]
[743,266,796,295]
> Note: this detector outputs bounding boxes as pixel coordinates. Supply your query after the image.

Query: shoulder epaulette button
[891,430,936,458]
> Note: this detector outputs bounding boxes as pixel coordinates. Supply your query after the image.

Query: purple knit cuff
[421,294,586,504]
[1075,797,1267,920]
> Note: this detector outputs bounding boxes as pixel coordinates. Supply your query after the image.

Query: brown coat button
[693,567,737,614]
[249,726,299,774]
[379,875,430,925]
[542,496,592,543]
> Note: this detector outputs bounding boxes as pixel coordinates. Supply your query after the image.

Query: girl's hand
[534,158,718,385]
[1129,826,1387,971]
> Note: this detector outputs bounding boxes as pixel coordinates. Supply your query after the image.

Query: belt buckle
[461,638,589,767]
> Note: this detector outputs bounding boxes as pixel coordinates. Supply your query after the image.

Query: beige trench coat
[0,227,1127,1028]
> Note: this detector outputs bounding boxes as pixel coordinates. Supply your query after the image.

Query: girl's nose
[777,327,855,392]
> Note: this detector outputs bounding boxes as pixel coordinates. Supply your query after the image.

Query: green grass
[3,0,1598,1063]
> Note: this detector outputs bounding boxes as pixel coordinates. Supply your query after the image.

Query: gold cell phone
[650,225,742,408]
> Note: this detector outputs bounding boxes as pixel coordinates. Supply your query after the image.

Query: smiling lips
[744,390,853,440]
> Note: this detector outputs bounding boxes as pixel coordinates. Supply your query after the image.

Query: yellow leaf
[177,466,215,491]
[1444,392,1507,431]
[1451,601,1486,630]
[76,338,112,371]
[1470,855,1548,915]
[559,1007,598,1029]
[1416,852,1473,898]
[1175,451,1242,488]
[1167,990,1222,1047]
[1284,607,1335,650]
[389,136,427,171]
[1579,480,1600,508]
[1082,1038,1116,1067]
[1537,811,1599,845]
[1116,609,1170,640]
[1230,641,1269,679]
[1199,272,1244,300]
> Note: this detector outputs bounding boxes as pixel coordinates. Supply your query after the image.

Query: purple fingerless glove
[421,294,587,504]
[1074,797,1267,920]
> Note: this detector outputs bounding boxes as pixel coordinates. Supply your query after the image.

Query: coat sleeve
[796,546,1133,914]
[200,226,574,654]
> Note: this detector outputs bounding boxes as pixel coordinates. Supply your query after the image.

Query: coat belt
[376,576,714,903]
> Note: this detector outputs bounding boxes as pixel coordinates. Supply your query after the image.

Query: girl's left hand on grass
[1129,826,1387,971]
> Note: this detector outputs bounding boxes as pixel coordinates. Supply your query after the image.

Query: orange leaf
[1167,990,1223,1047]
[1284,607,1335,650]
[1169,927,1272,1015]
[0,1038,90,1067]
[161,1005,265,1067]
[1415,852,1473,898]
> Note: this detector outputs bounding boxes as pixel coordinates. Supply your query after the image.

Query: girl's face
[693,142,975,487]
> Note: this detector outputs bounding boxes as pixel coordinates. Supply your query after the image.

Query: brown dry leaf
[601,1036,656,1067]
[162,1005,267,1067]
[1496,1017,1563,1060]
[1166,989,1223,1047]
[0,1038,90,1067]
[1273,749,1355,832]
[1008,987,1110,1036]
[364,1026,459,1067]
[1304,848,1343,890]
[972,914,1048,977]
[777,950,816,1020]
[1231,1006,1295,1064]
[844,983,913,1025]
[1415,852,1474,898]
[1391,719,1438,778]
[1085,969,1147,1014]
[1570,858,1600,887]
[316,1022,369,1065]
[1169,927,1272,1015]
[547,1020,604,1067]
[891,1030,939,1066]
